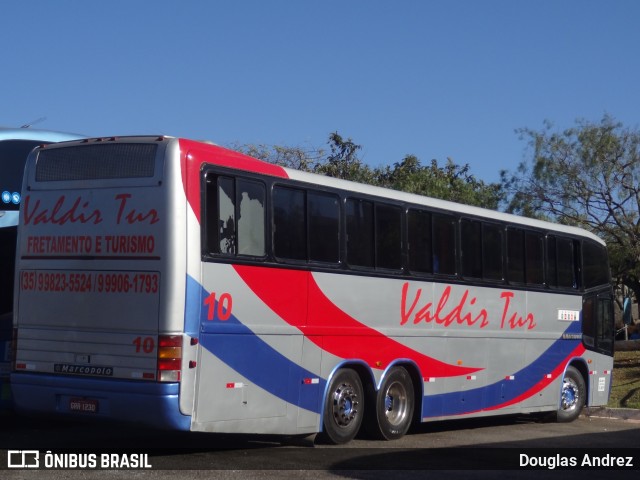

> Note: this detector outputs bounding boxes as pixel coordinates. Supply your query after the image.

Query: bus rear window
[36,144,157,181]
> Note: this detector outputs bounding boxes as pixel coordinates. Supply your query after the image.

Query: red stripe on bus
[481,343,586,413]
[233,265,483,378]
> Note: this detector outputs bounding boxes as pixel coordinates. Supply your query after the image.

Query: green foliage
[314,132,376,184]
[375,155,502,209]
[501,115,640,302]
[231,132,502,210]
[608,350,640,409]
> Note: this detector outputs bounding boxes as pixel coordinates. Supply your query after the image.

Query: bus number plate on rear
[69,398,98,413]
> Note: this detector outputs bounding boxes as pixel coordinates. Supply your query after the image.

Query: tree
[501,115,640,302]
[229,142,324,172]
[314,132,375,183]
[376,155,503,209]
[229,132,501,209]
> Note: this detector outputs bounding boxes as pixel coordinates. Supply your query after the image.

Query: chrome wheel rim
[384,380,409,426]
[331,382,360,427]
[561,377,580,412]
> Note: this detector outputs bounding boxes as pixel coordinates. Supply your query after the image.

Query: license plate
[69,398,98,413]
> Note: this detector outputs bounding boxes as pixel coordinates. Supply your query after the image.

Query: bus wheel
[557,366,586,423]
[370,366,415,440]
[319,368,364,444]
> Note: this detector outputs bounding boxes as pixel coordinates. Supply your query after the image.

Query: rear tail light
[157,335,182,382]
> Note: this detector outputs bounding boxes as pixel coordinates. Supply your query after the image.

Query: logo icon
[8,450,40,468]
[1,191,10,204]
[11,192,20,205]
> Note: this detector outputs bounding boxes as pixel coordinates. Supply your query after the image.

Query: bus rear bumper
[10,373,191,431]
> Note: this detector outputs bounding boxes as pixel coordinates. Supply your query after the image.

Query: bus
[11,136,614,443]
[0,128,82,410]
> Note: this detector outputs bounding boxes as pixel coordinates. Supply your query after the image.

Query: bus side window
[204,175,235,256]
[582,296,595,347]
[483,223,503,281]
[556,237,577,288]
[507,228,525,284]
[308,191,340,263]
[433,214,456,275]
[461,219,482,278]
[375,204,402,270]
[346,198,374,268]
[583,241,610,288]
[218,177,236,255]
[407,209,432,273]
[205,175,265,258]
[273,186,306,260]
[237,179,266,256]
[525,232,544,285]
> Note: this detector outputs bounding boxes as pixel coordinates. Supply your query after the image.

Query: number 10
[204,292,233,321]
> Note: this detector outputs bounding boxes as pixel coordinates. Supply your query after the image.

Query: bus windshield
[1,140,46,212]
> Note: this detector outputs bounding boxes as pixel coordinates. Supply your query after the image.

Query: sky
[2,0,640,183]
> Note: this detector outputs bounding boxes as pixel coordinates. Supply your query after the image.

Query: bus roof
[284,166,605,246]
[35,135,606,247]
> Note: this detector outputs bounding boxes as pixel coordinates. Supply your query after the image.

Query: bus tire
[319,368,364,445]
[557,366,586,423]
[370,366,415,440]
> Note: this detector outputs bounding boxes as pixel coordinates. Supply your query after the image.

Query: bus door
[582,288,614,406]
[191,170,309,431]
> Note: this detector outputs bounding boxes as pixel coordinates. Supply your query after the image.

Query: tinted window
[507,228,525,283]
[525,232,544,285]
[376,204,402,270]
[547,236,577,288]
[433,214,456,275]
[408,209,432,273]
[461,219,482,278]
[557,238,576,288]
[308,191,340,263]
[483,223,503,281]
[583,241,610,288]
[546,236,558,287]
[583,294,614,356]
[0,140,44,211]
[346,198,374,267]
[582,296,595,347]
[597,296,614,355]
[273,186,306,260]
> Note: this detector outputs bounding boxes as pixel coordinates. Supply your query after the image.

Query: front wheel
[319,368,364,444]
[557,366,586,423]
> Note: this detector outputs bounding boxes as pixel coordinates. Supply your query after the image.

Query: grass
[608,348,640,409]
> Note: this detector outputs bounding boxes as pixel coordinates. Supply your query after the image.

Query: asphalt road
[1,411,639,479]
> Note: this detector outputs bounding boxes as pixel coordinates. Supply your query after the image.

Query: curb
[584,406,640,422]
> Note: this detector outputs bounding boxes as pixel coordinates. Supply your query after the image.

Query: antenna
[20,117,47,128]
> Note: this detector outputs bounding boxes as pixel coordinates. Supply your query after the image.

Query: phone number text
[20,271,160,294]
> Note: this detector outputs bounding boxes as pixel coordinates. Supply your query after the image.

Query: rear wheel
[368,366,415,440]
[557,366,586,423]
[319,368,364,444]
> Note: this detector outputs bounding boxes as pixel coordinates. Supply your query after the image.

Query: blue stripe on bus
[422,327,583,417]
[189,276,325,414]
